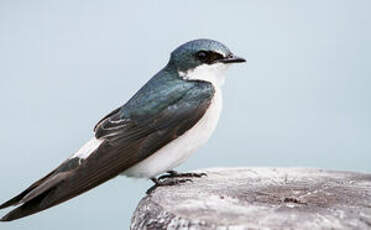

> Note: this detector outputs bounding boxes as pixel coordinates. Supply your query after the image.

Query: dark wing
[0,81,215,221]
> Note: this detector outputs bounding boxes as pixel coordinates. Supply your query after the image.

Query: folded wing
[0,80,214,221]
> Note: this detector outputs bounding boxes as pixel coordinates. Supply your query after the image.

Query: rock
[130,168,371,230]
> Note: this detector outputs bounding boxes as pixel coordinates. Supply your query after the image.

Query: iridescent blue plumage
[0,39,245,222]
[170,39,233,71]
[117,39,235,120]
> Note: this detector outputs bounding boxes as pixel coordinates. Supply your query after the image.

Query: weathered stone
[131,168,371,230]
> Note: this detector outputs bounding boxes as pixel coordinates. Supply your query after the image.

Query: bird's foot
[157,170,207,181]
[146,177,192,194]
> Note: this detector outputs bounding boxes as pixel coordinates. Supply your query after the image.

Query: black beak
[219,54,246,64]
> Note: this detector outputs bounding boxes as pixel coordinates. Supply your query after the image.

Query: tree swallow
[0,39,245,221]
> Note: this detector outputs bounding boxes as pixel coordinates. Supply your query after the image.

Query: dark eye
[196,51,224,64]
[196,51,208,61]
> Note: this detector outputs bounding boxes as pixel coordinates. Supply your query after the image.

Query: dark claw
[158,171,207,181]
[146,177,192,194]
[175,172,207,178]
[146,186,157,194]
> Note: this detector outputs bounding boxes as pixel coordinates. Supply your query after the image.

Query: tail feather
[0,169,56,210]
[0,191,29,210]
[1,136,140,221]
[0,168,66,221]
[0,189,53,221]
[0,174,69,222]
[0,153,117,221]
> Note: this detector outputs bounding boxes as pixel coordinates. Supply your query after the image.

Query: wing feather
[0,80,215,221]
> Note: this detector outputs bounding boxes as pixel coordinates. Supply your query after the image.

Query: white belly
[122,87,223,178]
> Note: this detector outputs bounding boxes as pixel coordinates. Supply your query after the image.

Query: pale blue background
[1,0,370,229]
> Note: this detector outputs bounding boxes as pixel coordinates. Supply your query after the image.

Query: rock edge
[131,167,371,230]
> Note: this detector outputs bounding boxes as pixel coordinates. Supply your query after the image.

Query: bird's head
[168,39,246,86]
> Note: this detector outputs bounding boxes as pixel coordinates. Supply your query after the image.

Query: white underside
[70,63,228,178]
[122,87,223,178]
[122,63,228,178]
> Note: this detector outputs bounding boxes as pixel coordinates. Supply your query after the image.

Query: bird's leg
[158,170,207,181]
[146,177,192,194]
[146,170,208,194]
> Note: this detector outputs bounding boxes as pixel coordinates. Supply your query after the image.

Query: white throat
[178,63,229,87]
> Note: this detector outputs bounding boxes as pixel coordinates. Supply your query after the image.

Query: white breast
[123,63,229,178]
[122,86,223,178]
[68,63,228,178]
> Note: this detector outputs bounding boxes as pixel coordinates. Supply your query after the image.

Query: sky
[0,0,370,229]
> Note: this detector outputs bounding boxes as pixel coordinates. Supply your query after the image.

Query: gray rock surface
[131,168,371,230]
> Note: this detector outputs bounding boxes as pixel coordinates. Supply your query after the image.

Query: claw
[146,177,192,194]
[158,171,207,181]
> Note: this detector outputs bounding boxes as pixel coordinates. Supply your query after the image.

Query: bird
[0,39,246,221]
